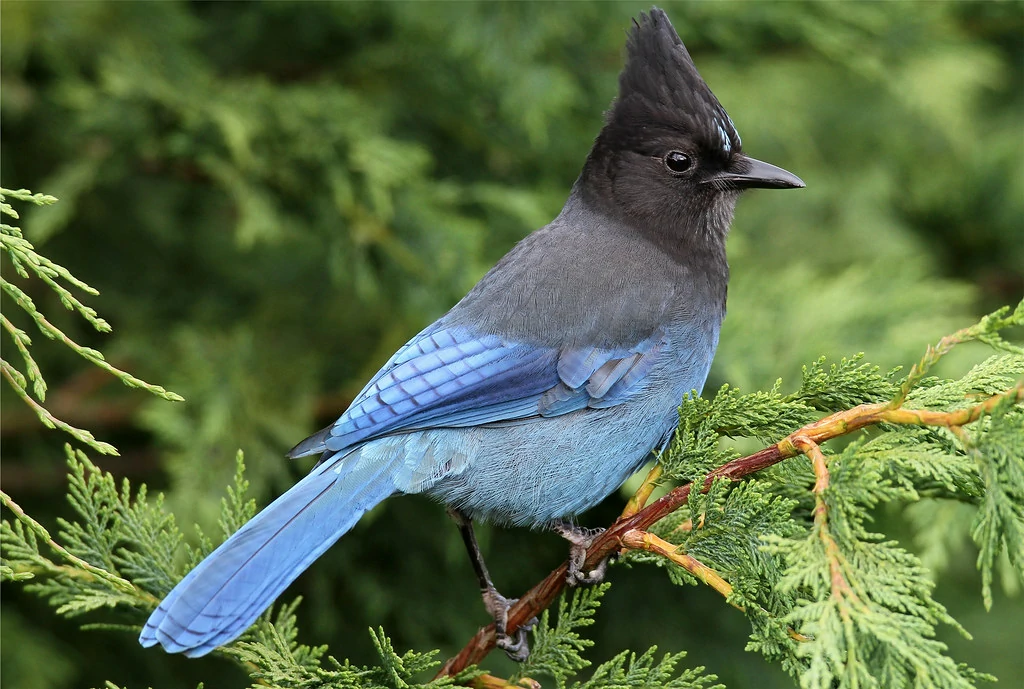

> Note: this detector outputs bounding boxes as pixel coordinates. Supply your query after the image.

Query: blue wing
[288,325,668,458]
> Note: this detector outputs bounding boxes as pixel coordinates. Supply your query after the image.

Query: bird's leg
[552,520,610,586]
[447,507,536,661]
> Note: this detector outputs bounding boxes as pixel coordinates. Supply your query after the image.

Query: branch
[0,489,136,594]
[470,675,540,689]
[1,360,120,455]
[619,529,737,605]
[793,436,859,611]
[437,382,1024,676]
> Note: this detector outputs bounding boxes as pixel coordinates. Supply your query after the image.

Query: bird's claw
[495,624,531,662]
[568,549,610,586]
[552,522,610,587]
[483,587,538,662]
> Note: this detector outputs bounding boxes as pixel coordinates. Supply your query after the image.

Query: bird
[139,7,804,661]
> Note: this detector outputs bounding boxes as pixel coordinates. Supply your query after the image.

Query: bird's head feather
[579,8,743,250]
[609,8,741,161]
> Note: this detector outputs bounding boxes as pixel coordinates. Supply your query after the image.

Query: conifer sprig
[0,487,135,595]
[1,187,184,455]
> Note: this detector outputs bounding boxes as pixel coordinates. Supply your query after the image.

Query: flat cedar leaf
[764,437,988,689]
[514,584,609,688]
[908,353,1024,409]
[569,646,723,689]
[662,383,817,484]
[789,355,899,412]
[969,398,1024,609]
[219,450,258,539]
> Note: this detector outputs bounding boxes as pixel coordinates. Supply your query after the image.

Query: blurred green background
[2,2,1022,688]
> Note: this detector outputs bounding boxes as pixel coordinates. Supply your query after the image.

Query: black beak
[705,154,805,190]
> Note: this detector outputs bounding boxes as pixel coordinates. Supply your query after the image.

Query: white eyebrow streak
[716,122,731,153]
[712,114,741,155]
[726,113,741,147]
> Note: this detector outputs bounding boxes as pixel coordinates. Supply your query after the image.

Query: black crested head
[611,8,740,159]
[578,8,802,251]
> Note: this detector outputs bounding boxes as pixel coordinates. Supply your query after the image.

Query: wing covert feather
[309,325,668,455]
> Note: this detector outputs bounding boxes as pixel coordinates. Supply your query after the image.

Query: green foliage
[228,614,478,689]
[664,383,814,483]
[570,647,722,689]
[1,447,477,689]
[515,584,608,687]
[661,355,901,486]
[763,429,982,689]
[760,396,1020,689]
[2,446,169,614]
[1,188,182,455]
[970,397,1024,610]
[791,356,899,413]
[911,353,1024,410]
[626,305,1022,688]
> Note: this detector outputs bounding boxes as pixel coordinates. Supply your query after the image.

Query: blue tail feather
[139,454,395,657]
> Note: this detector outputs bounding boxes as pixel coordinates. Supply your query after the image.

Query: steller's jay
[140,8,803,660]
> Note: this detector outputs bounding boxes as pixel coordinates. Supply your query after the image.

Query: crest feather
[605,8,741,156]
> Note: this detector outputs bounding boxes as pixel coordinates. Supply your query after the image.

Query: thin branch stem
[1,360,119,455]
[793,436,857,609]
[620,529,738,606]
[620,463,662,519]
[0,489,135,593]
[470,674,540,689]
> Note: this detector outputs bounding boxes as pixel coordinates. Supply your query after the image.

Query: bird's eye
[663,151,693,174]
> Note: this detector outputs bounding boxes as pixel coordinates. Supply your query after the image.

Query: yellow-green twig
[1,489,135,593]
[621,529,739,606]
[471,674,541,689]
[621,463,663,518]
[1,360,119,455]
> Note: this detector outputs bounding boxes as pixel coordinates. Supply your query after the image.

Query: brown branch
[794,436,857,608]
[437,383,1024,677]
[620,529,737,606]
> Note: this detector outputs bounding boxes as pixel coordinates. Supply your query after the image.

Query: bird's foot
[552,521,609,587]
[482,587,538,662]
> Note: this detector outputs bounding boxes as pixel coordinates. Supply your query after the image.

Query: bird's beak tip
[708,155,805,190]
